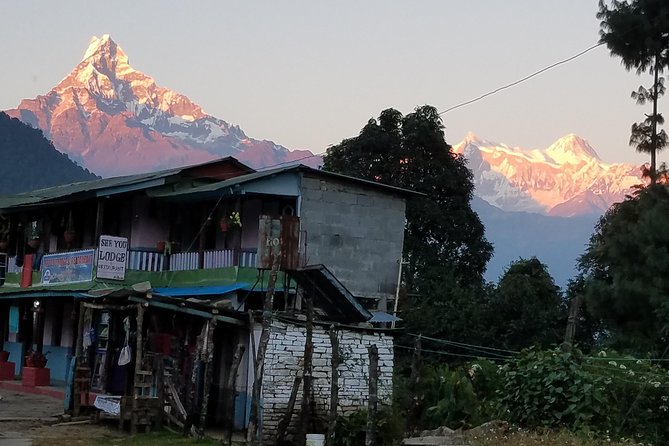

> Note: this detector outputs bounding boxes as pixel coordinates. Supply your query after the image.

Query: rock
[419,426,456,437]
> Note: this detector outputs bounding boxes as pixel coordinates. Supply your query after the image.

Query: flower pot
[0,240,7,252]
[27,238,41,249]
[219,219,229,233]
[64,229,76,244]
[156,241,166,253]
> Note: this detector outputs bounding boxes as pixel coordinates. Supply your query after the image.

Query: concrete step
[403,435,469,446]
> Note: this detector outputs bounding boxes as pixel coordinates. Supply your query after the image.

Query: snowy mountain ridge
[453,133,644,217]
[7,35,315,177]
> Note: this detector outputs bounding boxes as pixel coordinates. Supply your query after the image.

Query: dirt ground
[0,390,123,445]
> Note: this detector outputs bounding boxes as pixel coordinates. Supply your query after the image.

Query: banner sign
[41,249,95,285]
[96,235,128,281]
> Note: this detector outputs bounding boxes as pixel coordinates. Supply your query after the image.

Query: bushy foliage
[496,347,669,444]
[497,348,608,430]
[334,407,405,446]
[580,185,669,353]
[488,258,566,351]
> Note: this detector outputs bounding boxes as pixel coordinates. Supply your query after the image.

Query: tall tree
[598,0,669,182]
[580,185,669,354]
[488,257,565,351]
[323,106,492,287]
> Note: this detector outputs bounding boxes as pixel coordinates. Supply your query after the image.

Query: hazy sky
[0,1,660,164]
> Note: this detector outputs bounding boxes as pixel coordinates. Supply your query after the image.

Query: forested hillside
[0,112,97,194]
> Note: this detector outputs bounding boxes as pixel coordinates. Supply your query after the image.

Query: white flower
[619,364,627,370]
[609,361,618,367]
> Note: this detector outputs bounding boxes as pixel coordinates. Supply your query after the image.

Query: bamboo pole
[226,343,246,446]
[299,295,315,446]
[325,326,340,446]
[365,344,379,446]
[275,375,302,443]
[198,319,217,438]
[247,252,280,446]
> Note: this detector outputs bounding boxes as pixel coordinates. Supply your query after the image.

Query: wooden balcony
[4,248,259,276]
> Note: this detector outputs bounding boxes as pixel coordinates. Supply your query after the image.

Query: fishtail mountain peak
[7,35,315,177]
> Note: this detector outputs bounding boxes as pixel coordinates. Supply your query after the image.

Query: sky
[0,1,660,164]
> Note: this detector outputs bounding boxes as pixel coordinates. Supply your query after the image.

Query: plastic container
[306,433,325,446]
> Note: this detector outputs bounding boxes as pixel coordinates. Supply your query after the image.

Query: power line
[407,332,519,356]
[394,344,511,361]
[438,42,605,115]
[257,153,320,171]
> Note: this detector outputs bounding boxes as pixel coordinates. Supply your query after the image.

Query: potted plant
[219,211,242,233]
[24,350,49,368]
[22,349,50,387]
[26,221,41,249]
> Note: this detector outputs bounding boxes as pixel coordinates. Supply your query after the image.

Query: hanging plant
[26,220,41,249]
[219,211,242,233]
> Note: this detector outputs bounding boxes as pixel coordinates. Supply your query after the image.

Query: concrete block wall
[299,174,406,301]
[261,320,393,438]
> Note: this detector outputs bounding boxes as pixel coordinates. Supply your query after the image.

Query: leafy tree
[598,0,669,182]
[323,106,492,286]
[324,106,494,356]
[580,185,669,353]
[564,276,605,353]
[488,257,565,351]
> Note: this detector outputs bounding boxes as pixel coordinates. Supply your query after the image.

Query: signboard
[96,235,128,280]
[41,249,95,285]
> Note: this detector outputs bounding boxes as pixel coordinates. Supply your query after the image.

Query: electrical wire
[438,42,605,115]
[394,344,511,361]
[407,332,519,355]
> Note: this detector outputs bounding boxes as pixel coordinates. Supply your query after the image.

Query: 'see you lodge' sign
[96,235,128,281]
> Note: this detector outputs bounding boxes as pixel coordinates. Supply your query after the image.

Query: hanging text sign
[96,235,128,281]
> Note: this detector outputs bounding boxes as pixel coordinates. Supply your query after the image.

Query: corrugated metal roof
[149,164,422,200]
[152,283,249,297]
[0,157,253,211]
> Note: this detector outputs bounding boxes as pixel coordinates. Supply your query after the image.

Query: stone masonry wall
[261,320,394,439]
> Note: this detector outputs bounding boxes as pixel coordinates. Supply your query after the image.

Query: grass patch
[32,430,221,446]
[94,431,221,445]
[466,428,642,446]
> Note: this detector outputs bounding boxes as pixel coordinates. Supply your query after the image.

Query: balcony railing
[3,248,258,277]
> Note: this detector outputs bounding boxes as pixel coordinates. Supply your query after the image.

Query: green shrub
[497,348,607,430]
[334,407,405,446]
[584,354,669,444]
[423,364,482,429]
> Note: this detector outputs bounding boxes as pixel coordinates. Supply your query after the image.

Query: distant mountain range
[453,133,644,217]
[5,34,645,286]
[6,35,317,177]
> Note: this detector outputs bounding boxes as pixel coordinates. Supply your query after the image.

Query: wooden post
[131,303,145,436]
[186,323,206,436]
[365,345,379,446]
[226,343,246,446]
[299,295,315,446]
[408,335,422,431]
[94,200,105,244]
[275,376,302,443]
[562,293,582,353]
[247,253,280,446]
[155,353,165,429]
[326,326,340,446]
[198,318,217,438]
[73,302,86,417]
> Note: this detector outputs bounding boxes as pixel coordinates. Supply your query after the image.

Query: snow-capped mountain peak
[545,134,601,165]
[453,134,643,216]
[7,35,316,177]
